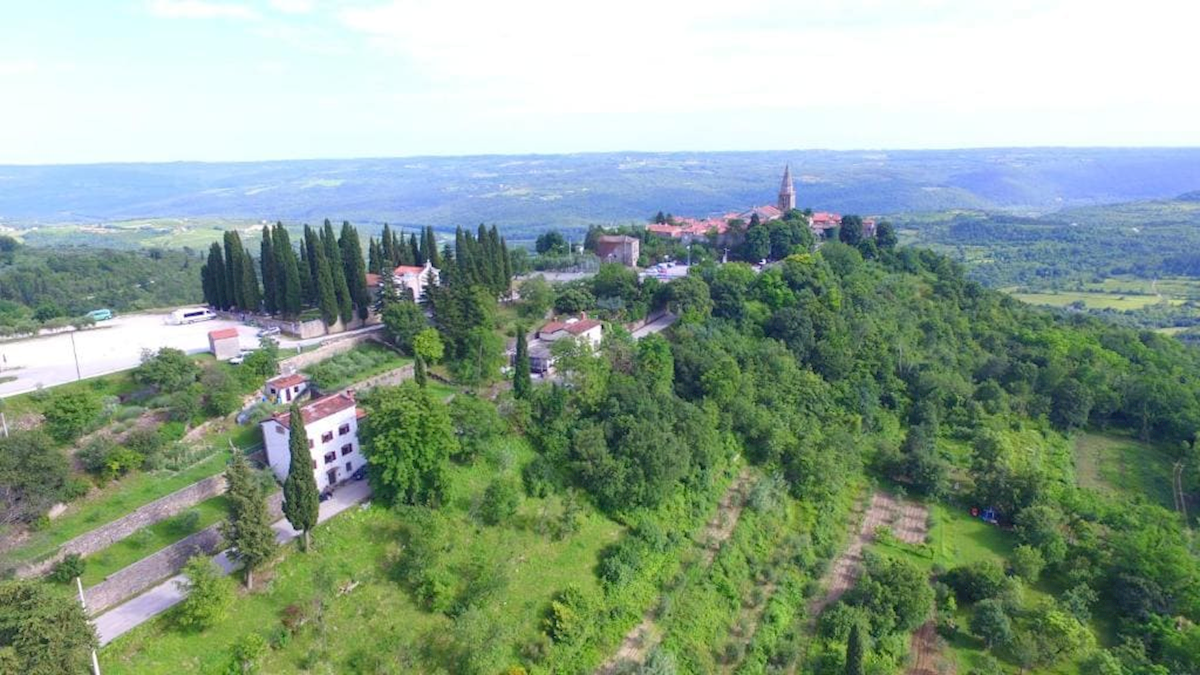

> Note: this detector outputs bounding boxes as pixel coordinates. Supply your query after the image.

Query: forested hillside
[0,237,202,332]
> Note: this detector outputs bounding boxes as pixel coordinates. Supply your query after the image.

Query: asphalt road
[0,313,381,398]
[94,480,372,646]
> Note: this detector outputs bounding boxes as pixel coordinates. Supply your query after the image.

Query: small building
[393,261,440,302]
[528,342,553,375]
[595,235,640,267]
[264,373,309,405]
[809,212,841,238]
[208,327,241,360]
[261,391,366,491]
[537,316,603,349]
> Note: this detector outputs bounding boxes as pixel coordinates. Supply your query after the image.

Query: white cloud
[267,0,314,14]
[147,0,259,20]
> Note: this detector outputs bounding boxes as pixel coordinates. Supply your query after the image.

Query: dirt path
[793,492,929,674]
[595,468,754,675]
[906,620,945,675]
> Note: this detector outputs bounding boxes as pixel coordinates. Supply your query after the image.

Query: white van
[168,307,217,325]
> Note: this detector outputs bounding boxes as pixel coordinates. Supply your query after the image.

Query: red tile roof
[267,373,308,389]
[270,391,357,427]
[393,265,425,276]
[365,273,381,287]
[540,318,602,336]
[208,328,238,340]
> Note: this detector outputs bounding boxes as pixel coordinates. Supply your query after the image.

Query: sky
[0,0,1197,164]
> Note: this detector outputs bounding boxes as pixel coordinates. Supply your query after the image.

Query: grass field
[302,343,411,392]
[1009,290,1173,311]
[79,496,231,587]
[1072,431,1176,509]
[100,437,624,674]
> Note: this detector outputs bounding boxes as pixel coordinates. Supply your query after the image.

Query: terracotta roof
[393,265,425,276]
[811,211,841,225]
[365,273,381,287]
[269,392,357,427]
[598,235,638,243]
[267,373,307,389]
[208,328,238,340]
[540,318,602,336]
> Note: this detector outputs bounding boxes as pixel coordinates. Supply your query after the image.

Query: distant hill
[2,148,1200,239]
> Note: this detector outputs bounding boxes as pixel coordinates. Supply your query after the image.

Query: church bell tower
[778,165,796,213]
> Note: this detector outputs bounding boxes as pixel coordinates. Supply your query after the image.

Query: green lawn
[101,437,623,674]
[1009,290,1171,311]
[302,343,411,392]
[80,496,230,587]
[1072,430,1176,509]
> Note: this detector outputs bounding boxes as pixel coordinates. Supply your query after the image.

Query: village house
[261,391,366,491]
[537,316,603,348]
[594,235,640,267]
[207,327,240,360]
[393,261,440,302]
[264,373,309,405]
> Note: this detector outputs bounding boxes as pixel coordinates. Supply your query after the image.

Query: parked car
[352,466,367,481]
[257,326,280,337]
[319,488,334,502]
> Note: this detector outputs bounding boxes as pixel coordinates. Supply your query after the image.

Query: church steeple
[778,165,795,213]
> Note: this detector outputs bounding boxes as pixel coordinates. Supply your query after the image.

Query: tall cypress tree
[381,223,395,266]
[313,239,339,326]
[207,243,229,310]
[423,226,439,268]
[500,237,512,295]
[201,262,214,307]
[414,354,427,388]
[513,326,531,399]
[845,622,865,675]
[340,221,371,320]
[241,250,261,312]
[304,225,322,307]
[323,220,354,324]
[222,452,277,590]
[282,403,319,552]
[409,233,421,266]
[274,224,302,317]
[367,236,380,276]
[223,231,247,310]
[260,231,277,315]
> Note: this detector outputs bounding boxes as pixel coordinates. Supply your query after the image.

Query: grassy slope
[1072,430,1176,509]
[101,437,623,674]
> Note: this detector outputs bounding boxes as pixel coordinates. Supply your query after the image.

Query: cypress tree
[304,226,322,307]
[222,452,277,590]
[241,250,261,312]
[381,223,395,266]
[260,231,277,315]
[282,403,319,551]
[367,236,380,276]
[313,239,339,327]
[500,238,512,294]
[274,224,302,317]
[423,226,440,268]
[410,233,422,266]
[340,221,371,320]
[845,622,865,675]
[201,262,214,307]
[414,354,427,388]
[513,326,531,399]
[224,231,248,310]
[298,243,313,306]
[323,220,354,324]
[207,243,229,310]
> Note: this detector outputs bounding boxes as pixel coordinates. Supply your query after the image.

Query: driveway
[93,480,372,646]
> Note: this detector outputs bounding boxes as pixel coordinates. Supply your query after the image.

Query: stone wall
[278,332,380,372]
[342,363,414,394]
[15,474,228,579]
[85,491,284,615]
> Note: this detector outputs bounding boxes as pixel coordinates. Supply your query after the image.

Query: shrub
[174,510,202,535]
[49,554,86,583]
[78,436,116,475]
[226,632,268,674]
[944,560,1006,603]
[42,390,103,443]
[479,478,521,526]
[175,556,235,630]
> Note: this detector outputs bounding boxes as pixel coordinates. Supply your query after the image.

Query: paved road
[93,480,372,646]
[631,313,677,340]
[0,312,382,398]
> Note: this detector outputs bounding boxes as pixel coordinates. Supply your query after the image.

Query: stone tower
[778,165,796,213]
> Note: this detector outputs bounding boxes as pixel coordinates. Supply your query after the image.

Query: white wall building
[537,316,603,349]
[264,373,309,405]
[261,391,365,491]
[393,261,440,302]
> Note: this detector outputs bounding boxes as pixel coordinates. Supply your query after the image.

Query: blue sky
[1,0,1196,164]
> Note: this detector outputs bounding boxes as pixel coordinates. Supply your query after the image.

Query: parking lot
[0,313,270,397]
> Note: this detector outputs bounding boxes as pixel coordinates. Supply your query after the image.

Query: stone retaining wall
[85,491,284,615]
[16,474,229,579]
[278,332,379,372]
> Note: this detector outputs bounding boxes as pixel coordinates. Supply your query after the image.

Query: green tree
[260,231,277,315]
[875,220,898,249]
[535,230,568,255]
[513,327,532,400]
[240,337,279,381]
[273,224,302,316]
[413,328,445,364]
[323,220,354,324]
[362,383,458,506]
[479,477,520,526]
[42,389,102,442]
[339,221,371,320]
[206,242,229,309]
[382,300,427,354]
[0,579,97,675]
[282,403,319,551]
[1010,544,1046,583]
[226,632,268,674]
[845,621,865,675]
[517,275,553,319]
[221,452,277,589]
[312,230,340,326]
[134,347,200,390]
[970,598,1013,649]
[667,274,712,324]
[414,354,428,388]
[839,215,864,246]
[175,555,235,630]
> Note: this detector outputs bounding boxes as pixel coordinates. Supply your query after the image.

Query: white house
[264,373,309,405]
[393,261,440,302]
[261,391,365,491]
[537,316,603,349]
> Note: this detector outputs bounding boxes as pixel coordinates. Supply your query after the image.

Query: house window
[308,439,313,449]
[275,425,285,435]
[311,459,316,470]
[321,431,334,443]
[323,452,337,465]
[338,424,351,436]
[345,462,352,473]
[340,444,353,457]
